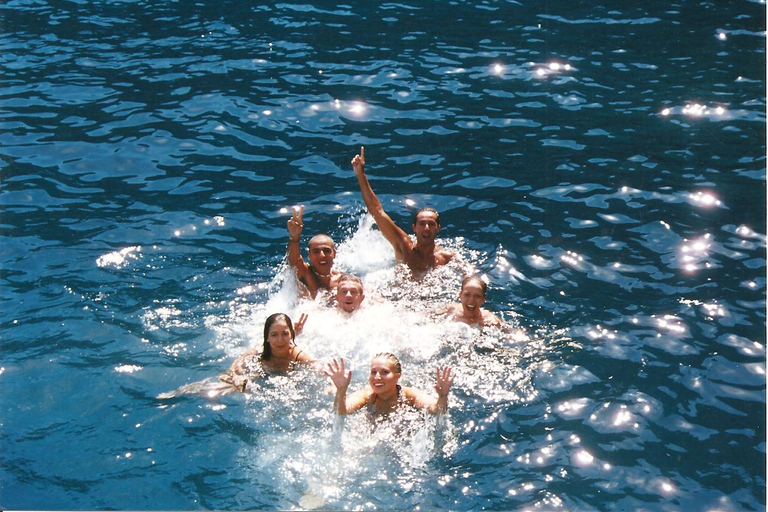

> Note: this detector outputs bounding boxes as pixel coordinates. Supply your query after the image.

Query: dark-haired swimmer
[220,312,316,392]
[351,147,454,275]
[287,205,342,299]
[324,353,454,416]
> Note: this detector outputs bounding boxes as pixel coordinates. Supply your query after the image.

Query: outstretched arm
[351,147,413,261]
[404,366,454,414]
[324,358,367,415]
[287,205,311,282]
[222,348,261,391]
[432,366,454,414]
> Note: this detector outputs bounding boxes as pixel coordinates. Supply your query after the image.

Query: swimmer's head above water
[459,274,489,317]
[261,313,296,361]
[368,353,402,402]
[286,205,341,298]
[325,353,454,416]
[307,234,337,277]
[335,273,365,313]
[412,207,441,246]
[351,146,454,273]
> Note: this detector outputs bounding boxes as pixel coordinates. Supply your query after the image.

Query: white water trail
[210,214,555,509]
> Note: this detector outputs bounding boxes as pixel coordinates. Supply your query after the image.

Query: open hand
[351,146,365,175]
[435,366,454,397]
[324,358,352,391]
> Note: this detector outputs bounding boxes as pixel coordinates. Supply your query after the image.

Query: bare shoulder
[401,386,432,409]
[482,310,504,326]
[435,246,455,263]
[293,347,315,364]
[349,385,376,409]
[329,269,344,285]
[400,386,420,403]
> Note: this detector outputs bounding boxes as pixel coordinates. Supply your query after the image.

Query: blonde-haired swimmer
[287,205,342,299]
[324,353,454,416]
[334,273,366,314]
[220,312,316,391]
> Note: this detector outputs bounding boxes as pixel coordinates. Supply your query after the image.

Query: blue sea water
[0,0,765,510]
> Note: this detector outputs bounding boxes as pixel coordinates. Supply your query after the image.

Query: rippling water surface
[1,0,765,510]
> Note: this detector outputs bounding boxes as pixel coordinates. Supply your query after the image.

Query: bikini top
[367,385,403,415]
[239,346,303,376]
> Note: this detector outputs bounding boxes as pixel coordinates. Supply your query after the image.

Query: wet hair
[412,207,440,227]
[372,352,402,374]
[337,273,364,291]
[461,275,488,296]
[260,313,295,361]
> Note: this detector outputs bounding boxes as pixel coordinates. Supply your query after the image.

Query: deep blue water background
[1,0,765,510]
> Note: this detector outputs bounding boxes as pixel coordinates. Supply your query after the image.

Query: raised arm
[351,147,413,261]
[324,358,368,415]
[404,366,454,415]
[287,205,311,281]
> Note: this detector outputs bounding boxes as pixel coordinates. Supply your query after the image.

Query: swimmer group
[162,147,527,421]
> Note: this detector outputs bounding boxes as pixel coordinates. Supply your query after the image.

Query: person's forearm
[355,170,385,215]
[430,394,448,415]
[333,387,349,415]
[287,233,301,266]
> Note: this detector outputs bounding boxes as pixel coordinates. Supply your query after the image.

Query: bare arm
[430,303,459,320]
[287,205,311,282]
[351,147,413,261]
[221,348,261,391]
[324,358,369,415]
[404,366,454,414]
[483,310,504,327]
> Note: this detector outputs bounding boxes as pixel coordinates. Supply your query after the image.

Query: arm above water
[351,146,413,261]
[403,366,454,415]
[430,303,459,321]
[287,205,312,283]
[483,312,530,341]
[324,358,369,415]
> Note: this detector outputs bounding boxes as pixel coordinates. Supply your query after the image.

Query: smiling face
[336,280,365,313]
[368,357,401,398]
[459,278,487,319]
[266,319,294,354]
[307,235,336,274]
[412,210,440,245]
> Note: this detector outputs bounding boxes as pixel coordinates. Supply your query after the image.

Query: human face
[369,358,401,397]
[336,282,364,313]
[412,211,440,245]
[266,319,294,353]
[307,236,336,273]
[459,280,486,318]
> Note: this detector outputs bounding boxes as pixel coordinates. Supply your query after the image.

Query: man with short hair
[334,273,366,314]
[351,146,454,275]
[286,205,342,298]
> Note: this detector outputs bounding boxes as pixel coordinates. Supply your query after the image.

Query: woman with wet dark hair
[220,312,315,391]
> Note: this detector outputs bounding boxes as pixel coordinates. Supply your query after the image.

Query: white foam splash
[96,246,142,269]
